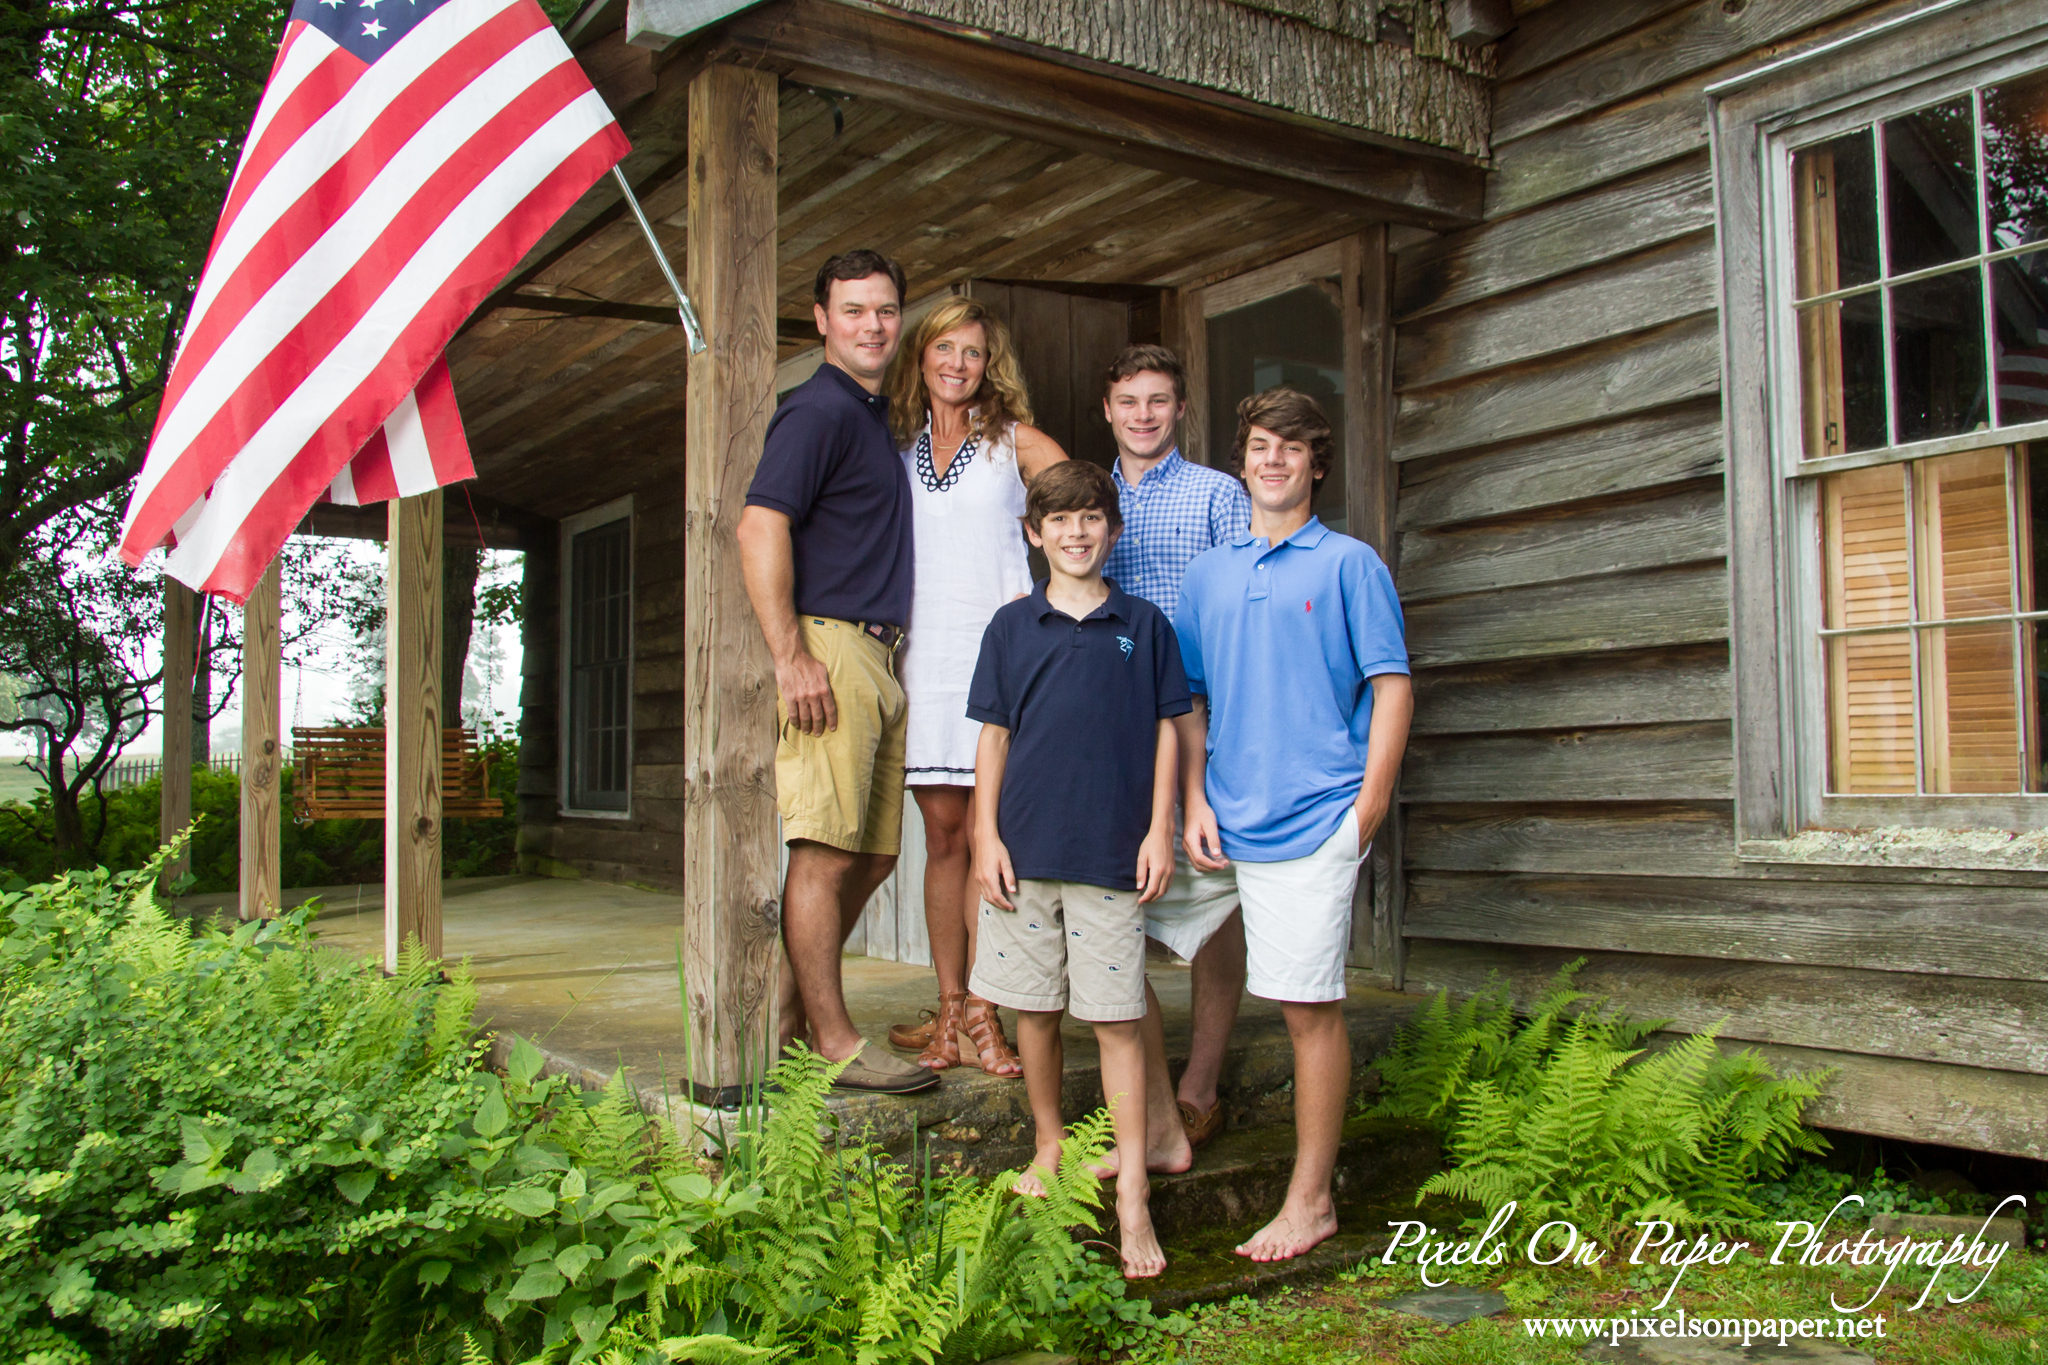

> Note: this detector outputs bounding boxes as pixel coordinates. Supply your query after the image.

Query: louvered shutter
[1917,448,2021,792]
[1823,464,1914,792]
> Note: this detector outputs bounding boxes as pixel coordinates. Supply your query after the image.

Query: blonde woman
[884,296,1068,1075]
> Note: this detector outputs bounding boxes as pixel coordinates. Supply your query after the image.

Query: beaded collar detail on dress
[913,425,980,493]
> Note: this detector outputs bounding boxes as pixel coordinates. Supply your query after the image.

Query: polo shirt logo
[1117,636,1134,659]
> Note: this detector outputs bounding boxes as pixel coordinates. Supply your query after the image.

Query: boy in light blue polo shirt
[1173,387,1412,1268]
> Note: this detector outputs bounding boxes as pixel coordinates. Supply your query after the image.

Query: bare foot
[1235,1199,1338,1262]
[1087,1124,1193,1178]
[1014,1142,1064,1198]
[1117,1187,1167,1279]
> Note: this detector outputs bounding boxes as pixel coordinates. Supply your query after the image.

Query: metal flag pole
[613,166,707,355]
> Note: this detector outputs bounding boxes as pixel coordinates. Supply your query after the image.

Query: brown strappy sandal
[961,995,1023,1078]
[889,1006,941,1051]
[915,991,969,1070]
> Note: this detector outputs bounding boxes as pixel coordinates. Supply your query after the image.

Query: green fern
[1377,963,1831,1238]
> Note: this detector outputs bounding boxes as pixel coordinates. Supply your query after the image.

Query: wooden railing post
[239,563,282,920]
[683,62,779,1099]
[386,490,444,970]
[160,580,195,890]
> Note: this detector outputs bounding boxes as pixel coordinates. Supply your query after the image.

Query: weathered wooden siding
[516,481,690,890]
[1390,0,2048,1158]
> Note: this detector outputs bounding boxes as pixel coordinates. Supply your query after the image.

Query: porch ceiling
[451,87,1365,517]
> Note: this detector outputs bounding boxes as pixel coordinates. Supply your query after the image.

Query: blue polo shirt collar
[1229,515,1332,551]
[1112,448,1186,492]
[818,360,891,423]
[1030,579,1133,623]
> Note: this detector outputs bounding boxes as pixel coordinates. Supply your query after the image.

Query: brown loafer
[830,1040,942,1094]
[888,1008,940,1051]
[1179,1097,1224,1149]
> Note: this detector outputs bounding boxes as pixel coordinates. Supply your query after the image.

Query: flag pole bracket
[614,167,707,355]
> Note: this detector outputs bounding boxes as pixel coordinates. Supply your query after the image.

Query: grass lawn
[0,758,41,806]
[1129,1237,2047,1364]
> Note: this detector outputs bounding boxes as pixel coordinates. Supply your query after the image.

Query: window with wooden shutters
[1784,61,2048,820]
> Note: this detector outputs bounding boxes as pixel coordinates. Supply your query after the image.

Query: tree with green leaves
[0,0,289,584]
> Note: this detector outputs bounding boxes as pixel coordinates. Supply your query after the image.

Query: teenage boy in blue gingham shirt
[1096,344,1252,1175]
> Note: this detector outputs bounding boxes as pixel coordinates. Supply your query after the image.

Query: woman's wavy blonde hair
[884,296,1034,446]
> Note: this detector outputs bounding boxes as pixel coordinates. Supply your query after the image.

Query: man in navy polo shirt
[966,460,1189,1279]
[738,248,936,1096]
[1175,387,1412,1264]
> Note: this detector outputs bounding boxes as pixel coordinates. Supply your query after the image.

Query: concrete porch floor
[187,874,1420,1173]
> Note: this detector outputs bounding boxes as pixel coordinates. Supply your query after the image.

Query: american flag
[119,0,630,601]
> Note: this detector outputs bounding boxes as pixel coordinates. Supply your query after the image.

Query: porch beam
[159,579,195,889]
[683,61,780,1097]
[386,490,445,969]
[715,0,1487,229]
[239,563,282,920]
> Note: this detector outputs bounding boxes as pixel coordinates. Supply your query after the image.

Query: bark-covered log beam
[712,0,1487,228]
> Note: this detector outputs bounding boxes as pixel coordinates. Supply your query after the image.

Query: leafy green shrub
[0,734,519,890]
[0,848,1161,1364]
[1372,963,1829,1237]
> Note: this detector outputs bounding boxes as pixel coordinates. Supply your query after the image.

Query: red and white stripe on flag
[328,356,472,506]
[119,0,629,602]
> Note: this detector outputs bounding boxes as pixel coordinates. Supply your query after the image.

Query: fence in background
[104,751,287,790]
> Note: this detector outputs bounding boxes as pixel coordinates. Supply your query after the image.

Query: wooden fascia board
[715,0,1488,228]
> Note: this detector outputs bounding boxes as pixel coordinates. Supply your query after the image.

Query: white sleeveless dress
[901,418,1033,786]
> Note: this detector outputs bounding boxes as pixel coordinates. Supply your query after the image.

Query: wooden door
[968,282,1129,469]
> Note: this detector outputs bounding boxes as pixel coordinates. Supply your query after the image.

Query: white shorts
[1234,817,1364,1003]
[1143,816,1242,961]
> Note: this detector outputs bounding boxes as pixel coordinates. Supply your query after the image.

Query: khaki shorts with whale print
[967,878,1147,1023]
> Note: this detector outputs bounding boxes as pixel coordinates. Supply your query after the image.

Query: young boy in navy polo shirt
[1175,388,1412,1266]
[966,460,1189,1280]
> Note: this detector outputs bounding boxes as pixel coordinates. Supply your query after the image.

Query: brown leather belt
[860,621,906,652]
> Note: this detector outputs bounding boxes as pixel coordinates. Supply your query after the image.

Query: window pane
[1991,248,2048,426]
[568,517,631,811]
[1920,623,2021,792]
[1983,69,2048,251]
[1798,292,1886,457]
[1206,282,1347,529]
[1822,463,1909,629]
[1892,267,1989,443]
[1884,97,1981,274]
[1793,131,1880,298]
[1827,632,1916,793]
[1916,446,2013,620]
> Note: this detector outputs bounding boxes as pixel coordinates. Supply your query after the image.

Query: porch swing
[291,726,503,822]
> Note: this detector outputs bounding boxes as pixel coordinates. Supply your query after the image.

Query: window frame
[558,495,635,819]
[1713,0,2048,840]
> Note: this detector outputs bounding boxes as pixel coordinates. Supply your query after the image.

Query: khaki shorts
[776,617,907,855]
[969,879,1147,1023]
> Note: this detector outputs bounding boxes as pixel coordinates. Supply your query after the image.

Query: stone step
[802,994,1420,1179]
[1113,1113,1445,1311]
[1142,1114,1441,1241]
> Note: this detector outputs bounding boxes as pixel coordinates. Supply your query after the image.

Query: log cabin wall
[1388,0,2048,1158]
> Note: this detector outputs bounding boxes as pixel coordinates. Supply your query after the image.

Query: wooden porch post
[239,563,282,920]
[385,490,444,969]
[1167,285,1208,465]
[159,580,195,889]
[683,62,779,1098]
[1343,224,1405,988]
